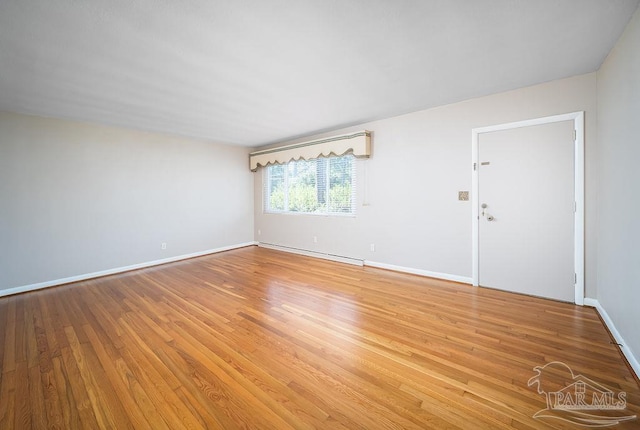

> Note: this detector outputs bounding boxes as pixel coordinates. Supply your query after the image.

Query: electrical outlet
[257,229,261,236]
[370,244,375,252]
[161,242,167,250]
[313,236,318,243]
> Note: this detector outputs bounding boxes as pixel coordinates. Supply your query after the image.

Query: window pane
[328,156,353,213]
[288,159,317,213]
[264,155,355,216]
[267,164,285,211]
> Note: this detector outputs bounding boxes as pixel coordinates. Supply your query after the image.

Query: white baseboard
[584,297,640,379]
[363,260,473,284]
[258,243,364,266]
[0,241,258,298]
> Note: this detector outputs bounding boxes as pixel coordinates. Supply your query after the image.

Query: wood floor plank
[58,346,101,429]
[0,299,16,404]
[64,325,122,429]
[13,360,30,429]
[165,321,302,430]
[51,354,82,429]
[12,298,25,371]
[0,369,15,429]
[154,348,235,429]
[37,295,62,360]
[82,323,159,429]
[0,246,638,429]
[116,319,201,430]
[29,365,48,429]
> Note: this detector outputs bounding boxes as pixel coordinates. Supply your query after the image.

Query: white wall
[254,73,598,294]
[596,7,640,368]
[0,111,254,292]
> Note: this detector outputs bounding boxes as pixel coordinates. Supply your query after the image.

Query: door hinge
[573,129,577,141]
[473,162,477,171]
[574,201,577,213]
[574,273,577,284]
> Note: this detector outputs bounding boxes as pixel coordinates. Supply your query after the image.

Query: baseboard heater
[258,243,364,267]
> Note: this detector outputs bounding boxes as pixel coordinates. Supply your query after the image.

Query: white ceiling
[0,1,638,147]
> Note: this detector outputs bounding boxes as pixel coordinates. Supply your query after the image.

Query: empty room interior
[1,1,640,429]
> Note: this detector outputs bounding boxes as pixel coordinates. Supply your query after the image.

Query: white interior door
[477,120,576,302]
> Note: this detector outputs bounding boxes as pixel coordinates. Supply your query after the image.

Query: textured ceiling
[0,0,638,147]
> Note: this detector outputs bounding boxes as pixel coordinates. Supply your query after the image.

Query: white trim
[583,298,599,308]
[471,111,585,305]
[258,243,364,266]
[364,260,473,284]
[0,242,258,298]
[584,298,640,379]
[574,112,585,305]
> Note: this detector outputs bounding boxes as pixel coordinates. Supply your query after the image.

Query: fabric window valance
[249,130,371,171]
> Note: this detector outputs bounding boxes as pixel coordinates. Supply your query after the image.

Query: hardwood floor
[0,246,638,429]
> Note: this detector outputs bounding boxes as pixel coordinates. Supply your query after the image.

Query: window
[264,155,356,215]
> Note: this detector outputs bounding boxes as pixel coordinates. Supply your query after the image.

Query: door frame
[471,112,584,305]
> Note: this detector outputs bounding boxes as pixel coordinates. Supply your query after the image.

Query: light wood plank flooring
[0,246,638,429]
